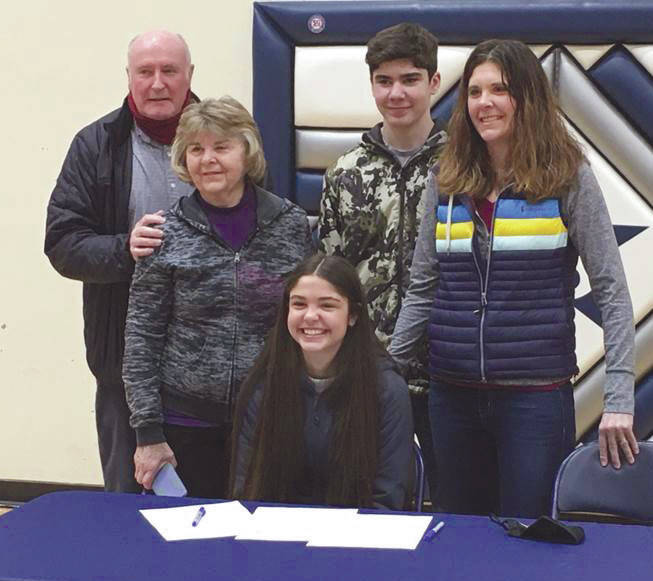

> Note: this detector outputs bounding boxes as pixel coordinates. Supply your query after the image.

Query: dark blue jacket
[233,358,414,510]
[45,101,136,386]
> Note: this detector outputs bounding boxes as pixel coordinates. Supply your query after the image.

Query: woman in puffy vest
[390,39,638,517]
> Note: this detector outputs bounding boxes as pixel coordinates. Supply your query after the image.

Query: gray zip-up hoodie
[123,186,312,445]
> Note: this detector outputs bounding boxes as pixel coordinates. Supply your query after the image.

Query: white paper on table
[140,501,253,541]
[236,506,358,542]
[307,513,433,550]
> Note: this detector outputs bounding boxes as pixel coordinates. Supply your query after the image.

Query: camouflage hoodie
[318,123,446,391]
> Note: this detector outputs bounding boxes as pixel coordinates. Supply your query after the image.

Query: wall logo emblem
[307,14,325,34]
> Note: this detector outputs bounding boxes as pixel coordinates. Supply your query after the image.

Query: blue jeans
[428,381,575,518]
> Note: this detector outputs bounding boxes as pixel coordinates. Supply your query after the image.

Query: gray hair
[171,96,267,184]
[127,30,192,69]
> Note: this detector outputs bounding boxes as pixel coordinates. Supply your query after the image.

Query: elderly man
[45,30,196,492]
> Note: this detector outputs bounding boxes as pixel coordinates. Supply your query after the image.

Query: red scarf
[127,90,192,145]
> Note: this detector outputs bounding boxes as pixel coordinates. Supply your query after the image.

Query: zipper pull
[234,252,240,264]
[474,293,488,315]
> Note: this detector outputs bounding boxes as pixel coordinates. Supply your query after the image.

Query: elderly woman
[123,96,312,498]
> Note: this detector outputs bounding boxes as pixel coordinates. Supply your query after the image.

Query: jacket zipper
[178,192,282,418]
[227,251,241,417]
[475,186,510,382]
[226,225,262,417]
[477,202,496,383]
[397,165,407,298]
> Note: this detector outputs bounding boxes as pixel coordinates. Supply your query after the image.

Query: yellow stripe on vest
[494,217,567,237]
[435,221,474,240]
[435,221,474,253]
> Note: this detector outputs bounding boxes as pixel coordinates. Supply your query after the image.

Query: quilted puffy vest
[428,191,579,383]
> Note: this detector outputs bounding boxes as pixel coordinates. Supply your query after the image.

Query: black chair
[413,440,426,513]
[552,441,653,524]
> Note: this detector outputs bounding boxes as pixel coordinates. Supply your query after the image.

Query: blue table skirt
[0,491,651,581]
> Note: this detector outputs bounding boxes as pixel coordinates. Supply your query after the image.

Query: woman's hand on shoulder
[134,442,177,490]
[598,412,639,469]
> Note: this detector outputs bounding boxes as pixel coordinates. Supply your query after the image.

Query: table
[0,491,651,581]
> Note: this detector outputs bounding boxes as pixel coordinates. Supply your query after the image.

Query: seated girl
[231,255,414,510]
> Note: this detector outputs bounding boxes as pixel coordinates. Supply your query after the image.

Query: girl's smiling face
[287,275,356,377]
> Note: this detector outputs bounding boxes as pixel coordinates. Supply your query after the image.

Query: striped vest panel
[428,192,579,383]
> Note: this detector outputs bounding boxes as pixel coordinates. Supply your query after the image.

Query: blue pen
[191,506,206,527]
[424,520,445,542]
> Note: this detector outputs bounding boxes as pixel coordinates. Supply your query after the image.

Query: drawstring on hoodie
[445,193,454,253]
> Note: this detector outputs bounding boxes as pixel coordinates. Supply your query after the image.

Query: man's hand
[130,211,165,261]
[134,442,177,490]
[598,412,639,469]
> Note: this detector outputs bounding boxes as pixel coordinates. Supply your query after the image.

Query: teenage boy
[318,22,446,506]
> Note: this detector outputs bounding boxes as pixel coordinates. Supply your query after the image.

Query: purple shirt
[163,407,218,428]
[477,198,495,233]
[197,183,257,250]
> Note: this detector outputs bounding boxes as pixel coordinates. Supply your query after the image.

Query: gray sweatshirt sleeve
[388,170,440,368]
[122,237,174,446]
[563,163,635,414]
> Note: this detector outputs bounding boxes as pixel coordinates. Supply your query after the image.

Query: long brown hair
[438,39,583,201]
[230,255,384,507]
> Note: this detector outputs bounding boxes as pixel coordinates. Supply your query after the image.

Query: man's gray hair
[127,30,192,68]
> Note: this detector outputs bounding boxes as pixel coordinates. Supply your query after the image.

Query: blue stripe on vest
[436,203,472,223]
[494,198,560,219]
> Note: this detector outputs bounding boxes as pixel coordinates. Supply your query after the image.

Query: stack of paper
[140,501,253,541]
[141,502,434,550]
[236,506,358,542]
[307,513,434,550]
[239,506,433,550]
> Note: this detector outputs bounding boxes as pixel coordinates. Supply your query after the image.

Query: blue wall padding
[296,172,324,214]
[253,0,653,206]
[574,293,603,327]
[613,225,648,246]
[255,1,653,44]
[432,86,458,126]
[290,88,460,213]
[290,87,460,214]
[574,226,647,327]
[253,7,295,199]
[581,368,653,442]
[589,47,653,145]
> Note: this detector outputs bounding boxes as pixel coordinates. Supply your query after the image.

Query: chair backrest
[413,441,426,513]
[552,442,653,524]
